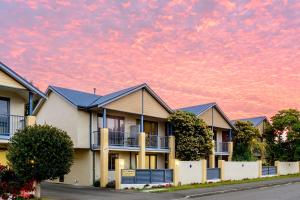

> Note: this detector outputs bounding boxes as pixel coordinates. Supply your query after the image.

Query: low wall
[223,161,260,181]
[178,160,203,185]
[277,162,299,175]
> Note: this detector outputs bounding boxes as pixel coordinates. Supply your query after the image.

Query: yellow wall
[0,150,8,165]
[143,91,170,119]
[57,149,93,186]
[36,92,90,148]
[0,70,25,89]
[200,107,231,129]
[0,90,26,116]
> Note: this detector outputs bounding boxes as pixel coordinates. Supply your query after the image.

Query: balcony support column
[102,108,107,128]
[100,128,109,187]
[26,116,36,127]
[138,132,146,169]
[209,140,215,168]
[168,135,175,169]
[228,142,233,161]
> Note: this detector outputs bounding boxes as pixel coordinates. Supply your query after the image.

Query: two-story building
[0,62,46,165]
[180,102,235,168]
[34,83,175,186]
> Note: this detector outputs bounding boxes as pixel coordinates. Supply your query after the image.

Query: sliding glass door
[0,98,10,136]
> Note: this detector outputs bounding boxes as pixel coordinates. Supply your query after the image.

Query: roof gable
[231,116,267,127]
[0,62,46,98]
[180,103,235,130]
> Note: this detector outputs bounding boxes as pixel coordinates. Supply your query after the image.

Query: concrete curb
[183,180,300,199]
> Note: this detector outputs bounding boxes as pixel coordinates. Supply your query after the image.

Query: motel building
[180,103,235,169]
[0,62,46,165]
[34,83,176,186]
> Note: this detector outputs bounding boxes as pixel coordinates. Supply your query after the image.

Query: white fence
[178,160,204,185]
[223,161,260,181]
[277,162,300,175]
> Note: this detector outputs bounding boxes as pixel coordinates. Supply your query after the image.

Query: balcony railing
[146,135,169,149]
[109,131,139,148]
[214,142,229,153]
[0,114,25,139]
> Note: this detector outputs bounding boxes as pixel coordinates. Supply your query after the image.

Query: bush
[0,164,34,199]
[93,179,100,187]
[7,125,74,183]
[106,181,115,188]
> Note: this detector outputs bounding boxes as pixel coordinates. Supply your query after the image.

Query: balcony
[91,130,139,150]
[146,135,169,150]
[214,142,229,155]
[0,114,25,140]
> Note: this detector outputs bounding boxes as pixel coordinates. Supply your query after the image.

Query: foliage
[268,109,300,161]
[232,121,261,161]
[7,125,74,183]
[0,164,34,199]
[168,111,213,161]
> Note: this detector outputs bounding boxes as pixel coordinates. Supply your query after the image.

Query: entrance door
[0,98,9,135]
[145,155,157,169]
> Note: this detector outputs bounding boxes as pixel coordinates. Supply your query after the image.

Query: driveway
[42,177,300,200]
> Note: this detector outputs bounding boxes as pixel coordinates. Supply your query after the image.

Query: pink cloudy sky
[0,0,299,119]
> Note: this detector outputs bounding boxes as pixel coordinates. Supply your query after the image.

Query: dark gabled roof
[179,102,235,130]
[231,116,267,127]
[179,102,216,115]
[35,83,173,114]
[0,61,46,98]
[49,86,101,108]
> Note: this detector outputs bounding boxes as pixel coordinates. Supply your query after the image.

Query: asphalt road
[194,182,300,200]
[41,178,300,200]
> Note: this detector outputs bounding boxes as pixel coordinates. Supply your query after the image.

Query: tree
[168,111,213,161]
[7,125,74,197]
[270,109,300,161]
[232,121,261,161]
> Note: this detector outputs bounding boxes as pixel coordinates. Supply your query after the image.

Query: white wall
[278,162,299,175]
[223,161,260,181]
[178,161,203,185]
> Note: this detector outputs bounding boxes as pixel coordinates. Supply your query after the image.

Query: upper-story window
[137,120,158,136]
[0,98,9,116]
[107,116,125,133]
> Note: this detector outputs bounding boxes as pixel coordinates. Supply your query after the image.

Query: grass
[142,173,300,192]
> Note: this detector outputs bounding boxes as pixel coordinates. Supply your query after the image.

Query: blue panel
[136,170,151,184]
[151,170,165,183]
[207,168,221,180]
[165,170,173,182]
[262,166,277,176]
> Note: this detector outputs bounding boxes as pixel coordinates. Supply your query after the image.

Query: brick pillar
[115,159,125,190]
[138,132,146,169]
[100,128,109,187]
[168,135,175,169]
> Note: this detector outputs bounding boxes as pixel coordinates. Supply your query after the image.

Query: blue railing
[146,135,169,149]
[0,114,25,139]
[215,142,229,153]
[121,169,173,184]
[262,166,277,176]
[207,168,221,180]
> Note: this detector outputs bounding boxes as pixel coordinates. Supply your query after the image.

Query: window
[0,98,9,135]
[107,116,124,133]
[137,120,158,135]
[0,98,9,115]
[108,153,119,171]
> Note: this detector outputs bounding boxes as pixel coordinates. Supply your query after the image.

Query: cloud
[0,0,299,119]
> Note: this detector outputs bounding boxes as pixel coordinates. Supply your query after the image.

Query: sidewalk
[155,176,300,199]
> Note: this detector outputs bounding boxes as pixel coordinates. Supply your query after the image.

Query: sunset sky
[0,0,299,119]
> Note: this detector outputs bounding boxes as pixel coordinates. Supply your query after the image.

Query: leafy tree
[232,121,261,161]
[270,109,300,161]
[7,125,74,197]
[168,111,213,161]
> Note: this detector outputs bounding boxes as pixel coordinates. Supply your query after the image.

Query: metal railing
[121,169,173,184]
[146,135,169,149]
[109,131,139,147]
[0,114,25,139]
[214,142,229,153]
[92,130,100,149]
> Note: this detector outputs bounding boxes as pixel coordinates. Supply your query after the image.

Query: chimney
[93,88,96,94]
